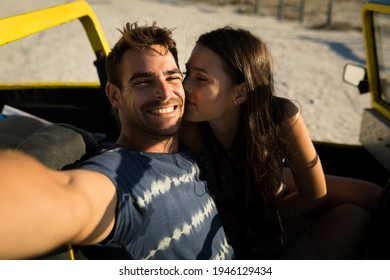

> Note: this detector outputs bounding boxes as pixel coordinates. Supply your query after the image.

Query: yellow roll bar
[0,0,110,57]
[362,2,390,119]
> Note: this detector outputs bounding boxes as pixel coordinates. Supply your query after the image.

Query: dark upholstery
[0,116,98,170]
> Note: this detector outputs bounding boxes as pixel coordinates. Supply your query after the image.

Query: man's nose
[154,80,176,100]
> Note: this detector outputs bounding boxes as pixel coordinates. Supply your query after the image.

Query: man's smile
[148,105,177,114]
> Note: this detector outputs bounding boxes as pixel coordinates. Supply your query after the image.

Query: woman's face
[183,44,237,123]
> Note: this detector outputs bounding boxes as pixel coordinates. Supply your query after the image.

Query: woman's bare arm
[277,108,327,219]
[0,150,117,259]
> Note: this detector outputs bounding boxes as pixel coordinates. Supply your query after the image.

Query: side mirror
[342,64,369,94]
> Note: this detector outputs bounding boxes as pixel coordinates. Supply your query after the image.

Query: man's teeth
[150,106,174,114]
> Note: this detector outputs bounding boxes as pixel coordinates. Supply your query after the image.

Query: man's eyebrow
[129,69,182,82]
[166,69,183,76]
[129,72,154,81]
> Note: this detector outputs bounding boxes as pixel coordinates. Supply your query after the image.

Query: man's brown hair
[106,22,179,89]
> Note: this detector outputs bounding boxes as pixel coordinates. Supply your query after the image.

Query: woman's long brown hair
[197,26,288,236]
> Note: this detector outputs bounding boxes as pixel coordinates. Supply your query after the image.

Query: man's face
[118,45,184,139]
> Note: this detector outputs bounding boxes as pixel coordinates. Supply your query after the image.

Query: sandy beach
[0,0,370,145]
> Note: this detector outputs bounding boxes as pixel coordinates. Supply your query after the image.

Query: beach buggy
[0,0,389,259]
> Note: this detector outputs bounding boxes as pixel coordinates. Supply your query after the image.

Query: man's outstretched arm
[0,150,117,259]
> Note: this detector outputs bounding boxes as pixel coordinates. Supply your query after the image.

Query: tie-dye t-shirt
[76,143,234,260]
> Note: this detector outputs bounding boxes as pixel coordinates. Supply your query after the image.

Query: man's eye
[135,79,150,85]
[133,80,152,88]
[168,75,183,82]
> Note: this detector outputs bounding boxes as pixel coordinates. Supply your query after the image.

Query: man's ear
[234,82,247,105]
[106,82,122,108]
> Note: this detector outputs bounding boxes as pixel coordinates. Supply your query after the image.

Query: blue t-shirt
[76,143,234,260]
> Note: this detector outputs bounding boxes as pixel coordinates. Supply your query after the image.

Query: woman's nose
[183,77,191,94]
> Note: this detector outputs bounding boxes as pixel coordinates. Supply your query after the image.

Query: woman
[180,26,382,259]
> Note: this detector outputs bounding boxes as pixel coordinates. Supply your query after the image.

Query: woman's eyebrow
[185,63,209,74]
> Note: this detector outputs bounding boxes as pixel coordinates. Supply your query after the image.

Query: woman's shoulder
[275,97,300,119]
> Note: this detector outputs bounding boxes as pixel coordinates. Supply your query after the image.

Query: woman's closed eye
[184,70,208,82]
[196,76,208,82]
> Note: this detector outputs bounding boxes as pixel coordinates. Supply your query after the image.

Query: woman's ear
[106,82,122,108]
[234,82,247,105]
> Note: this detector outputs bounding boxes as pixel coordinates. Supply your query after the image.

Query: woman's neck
[209,109,241,149]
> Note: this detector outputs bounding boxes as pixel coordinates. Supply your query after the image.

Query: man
[0,22,234,260]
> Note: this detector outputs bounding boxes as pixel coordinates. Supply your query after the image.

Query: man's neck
[116,133,179,154]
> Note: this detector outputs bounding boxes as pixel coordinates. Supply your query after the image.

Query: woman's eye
[196,76,208,81]
[183,70,208,82]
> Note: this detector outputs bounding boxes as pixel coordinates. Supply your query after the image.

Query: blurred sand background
[0,0,370,144]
